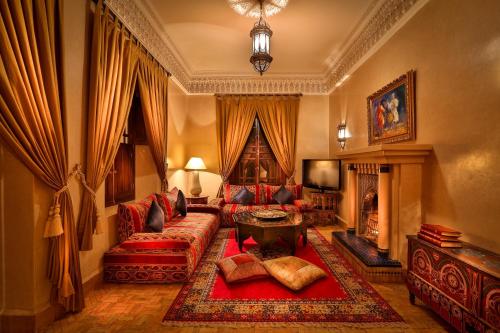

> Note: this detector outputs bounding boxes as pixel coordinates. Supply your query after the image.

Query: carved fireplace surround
[337,144,433,267]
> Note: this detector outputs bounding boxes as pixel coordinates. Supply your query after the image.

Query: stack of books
[418,224,462,248]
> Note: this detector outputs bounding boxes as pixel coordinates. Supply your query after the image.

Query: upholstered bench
[104,191,220,284]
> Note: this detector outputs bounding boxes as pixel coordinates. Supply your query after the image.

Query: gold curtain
[137,55,169,191]
[216,95,257,195]
[77,0,139,250]
[0,0,83,311]
[254,96,300,184]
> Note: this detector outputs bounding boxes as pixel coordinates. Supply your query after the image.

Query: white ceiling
[135,0,380,77]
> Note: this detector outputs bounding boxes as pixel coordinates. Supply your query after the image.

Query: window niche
[228,118,286,185]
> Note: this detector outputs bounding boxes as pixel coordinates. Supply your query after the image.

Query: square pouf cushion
[216,253,269,283]
[263,256,327,291]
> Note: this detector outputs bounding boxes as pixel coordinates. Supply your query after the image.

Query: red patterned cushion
[223,184,265,205]
[120,238,191,250]
[117,194,157,242]
[156,187,180,222]
[217,253,269,283]
[263,184,303,204]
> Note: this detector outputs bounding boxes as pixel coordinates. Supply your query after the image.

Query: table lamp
[184,157,207,197]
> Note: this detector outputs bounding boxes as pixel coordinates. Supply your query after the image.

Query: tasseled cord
[43,165,102,238]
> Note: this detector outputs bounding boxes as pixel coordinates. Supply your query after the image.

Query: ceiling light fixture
[228,0,288,18]
[249,1,273,75]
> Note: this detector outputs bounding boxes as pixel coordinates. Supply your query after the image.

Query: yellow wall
[329,0,500,252]
[167,93,331,199]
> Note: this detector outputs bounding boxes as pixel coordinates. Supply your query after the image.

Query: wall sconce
[337,122,347,150]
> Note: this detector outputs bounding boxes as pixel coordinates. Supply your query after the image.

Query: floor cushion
[262,256,327,291]
[216,253,269,283]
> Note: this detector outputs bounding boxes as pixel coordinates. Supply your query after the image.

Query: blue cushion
[177,190,187,216]
[233,187,255,205]
[145,200,164,232]
[272,185,293,205]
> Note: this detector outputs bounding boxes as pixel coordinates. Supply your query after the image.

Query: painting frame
[367,70,416,145]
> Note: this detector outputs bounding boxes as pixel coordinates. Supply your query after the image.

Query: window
[228,118,286,185]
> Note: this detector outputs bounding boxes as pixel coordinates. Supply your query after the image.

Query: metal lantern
[337,123,347,150]
[250,15,273,75]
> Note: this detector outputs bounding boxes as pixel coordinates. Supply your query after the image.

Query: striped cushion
[117,194,157,242]
[223,184,265,205]
[155,188,180,223]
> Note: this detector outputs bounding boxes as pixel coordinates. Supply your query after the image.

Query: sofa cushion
[272,185,294,205]
[221,203,300,227]
[263,184,303,204]
[233,187,256,205]
[262,256,327,291]
[217,253,269,283]
[156,187,182,222]
[177,190,187,216]
[117,194,157,242]
[145,200,164,232]
[223,184,265,205]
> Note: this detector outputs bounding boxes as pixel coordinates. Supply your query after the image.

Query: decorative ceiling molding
[105,0,425,95]
[325,0,422,91]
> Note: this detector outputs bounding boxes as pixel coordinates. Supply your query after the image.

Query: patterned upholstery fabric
[117,194,157,243]
[155,188,180,223]
[221,203,300,227]
[263,184,303,204]
[104,212,220,284]
[223,184,265,205]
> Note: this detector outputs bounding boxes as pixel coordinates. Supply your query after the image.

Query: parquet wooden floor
[43,227,453,333]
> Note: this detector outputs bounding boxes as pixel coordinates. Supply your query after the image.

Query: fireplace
[358,174,379,245]
[337,144,433,267]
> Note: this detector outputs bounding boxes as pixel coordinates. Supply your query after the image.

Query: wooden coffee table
[233,211,307,255]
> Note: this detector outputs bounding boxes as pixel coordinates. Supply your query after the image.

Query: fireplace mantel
[336,144,433,268]
[336,144,433,164]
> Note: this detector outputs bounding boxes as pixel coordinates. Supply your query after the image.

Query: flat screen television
[302,159,341,191]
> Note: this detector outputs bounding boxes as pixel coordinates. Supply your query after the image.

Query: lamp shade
[185,157,207,171]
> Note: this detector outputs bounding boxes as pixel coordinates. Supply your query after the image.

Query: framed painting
[367,70,416,145]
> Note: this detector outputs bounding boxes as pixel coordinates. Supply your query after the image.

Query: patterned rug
[163,228,406,328]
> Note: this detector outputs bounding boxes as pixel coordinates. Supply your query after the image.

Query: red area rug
[163,228,405,328]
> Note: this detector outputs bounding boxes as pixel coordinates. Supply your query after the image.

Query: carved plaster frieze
[105,0,423,95]
[325,0,421,91]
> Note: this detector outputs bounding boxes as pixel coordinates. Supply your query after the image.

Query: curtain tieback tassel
[43,184,69,238]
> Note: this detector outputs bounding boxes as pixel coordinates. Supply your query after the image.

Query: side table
[185,195,208,205]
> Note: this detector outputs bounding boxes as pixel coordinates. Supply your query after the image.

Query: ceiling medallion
[228,0,288,18]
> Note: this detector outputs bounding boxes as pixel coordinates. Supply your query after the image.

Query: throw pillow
[272,185,294,205]
[216,253,269,283]
[233,187,256,205]
[145,200,164,232]
[155,187,180,222]
[177,190,187,216]
[262,256,327,291]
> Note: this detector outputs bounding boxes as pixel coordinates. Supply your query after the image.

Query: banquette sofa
[103,190,221,283]
[103,184,311,284]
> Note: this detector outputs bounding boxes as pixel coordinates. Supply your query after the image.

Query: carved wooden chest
[407,235,499,332]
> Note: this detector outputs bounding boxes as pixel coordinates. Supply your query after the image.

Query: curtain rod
[215,93,303,97]
[90,0,171,77]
